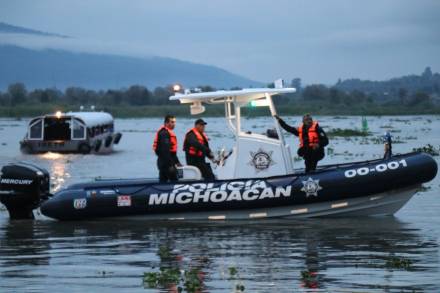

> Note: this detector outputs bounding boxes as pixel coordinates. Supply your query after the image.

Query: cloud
[1,0,439,83]
[0,33,155,59]
[300,24,440,50]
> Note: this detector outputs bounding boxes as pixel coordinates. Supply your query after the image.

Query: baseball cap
[195,118,207,125]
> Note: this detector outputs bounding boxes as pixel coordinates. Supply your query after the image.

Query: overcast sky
[1,0,439,84]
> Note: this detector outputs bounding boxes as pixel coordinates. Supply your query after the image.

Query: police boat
[20,111,122,154]
[0,85,437,220]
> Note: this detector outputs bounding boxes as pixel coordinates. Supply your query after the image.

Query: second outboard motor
[0,162,50,219]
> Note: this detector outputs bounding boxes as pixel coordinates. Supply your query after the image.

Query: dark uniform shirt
[183,130,215,180]
[184,131,213,162]
[278,118,328,149]
[156,128,180,168]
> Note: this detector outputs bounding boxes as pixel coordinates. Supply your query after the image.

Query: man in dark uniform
[183,118,215,180]
[153,115,181,182]
[275,114,328,172]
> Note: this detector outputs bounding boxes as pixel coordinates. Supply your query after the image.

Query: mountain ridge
[0,45,262,90]
[0,22,69,38]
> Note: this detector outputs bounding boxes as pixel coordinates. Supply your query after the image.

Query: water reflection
[37,152,71,192]
[39,152,64,160]
[0,217,438,292]
[0,116,439,291]
[0,220,50,285]
[49,160,69,192]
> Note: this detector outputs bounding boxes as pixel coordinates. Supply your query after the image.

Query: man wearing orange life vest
[183,118,215,180]
[275,114,328,172]
[153,115,181,182]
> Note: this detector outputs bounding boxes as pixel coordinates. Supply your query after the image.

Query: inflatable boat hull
[39,152,437,221]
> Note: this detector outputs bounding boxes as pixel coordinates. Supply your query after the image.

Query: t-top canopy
[169,87,296,105]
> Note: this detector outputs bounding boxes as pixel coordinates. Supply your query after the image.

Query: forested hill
[0,45,262,90]
[0,22,68,38]
[334,67,440,98]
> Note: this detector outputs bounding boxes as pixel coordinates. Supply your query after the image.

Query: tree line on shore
[0,82,436,108]
[0,71,439,118]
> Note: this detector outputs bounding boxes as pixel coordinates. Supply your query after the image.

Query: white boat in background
[19,111,122,154]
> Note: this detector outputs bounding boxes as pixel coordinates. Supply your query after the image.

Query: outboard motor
[0,162,50,219]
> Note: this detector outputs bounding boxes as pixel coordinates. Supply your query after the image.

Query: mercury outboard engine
[0,162,50,219]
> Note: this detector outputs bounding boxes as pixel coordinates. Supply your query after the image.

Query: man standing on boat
[183,118,215,180]
[275,114,328,172]
[153,115,181,182]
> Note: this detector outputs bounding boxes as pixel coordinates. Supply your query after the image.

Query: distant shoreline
[1,104,439,118]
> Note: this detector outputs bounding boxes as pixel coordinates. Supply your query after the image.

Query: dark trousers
[302,149,323,173]
[157,160,178,183]
[186,156,215,180]
[304,155,318,173]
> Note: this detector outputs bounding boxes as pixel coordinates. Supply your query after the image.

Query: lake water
[0,115,439,292]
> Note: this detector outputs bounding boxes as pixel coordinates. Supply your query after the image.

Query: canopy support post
[266,93,293,173]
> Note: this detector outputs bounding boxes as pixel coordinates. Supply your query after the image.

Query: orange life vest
[152,126,177,154]
[183,127,209,157]
[298,121,319,147]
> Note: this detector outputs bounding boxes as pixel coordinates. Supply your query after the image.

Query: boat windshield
[43,117,71,141]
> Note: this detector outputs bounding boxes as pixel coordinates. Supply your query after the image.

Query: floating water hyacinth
[300,270,319,289]
[385,256,413,270]
[412,144,440,156]
[327,128,371,137]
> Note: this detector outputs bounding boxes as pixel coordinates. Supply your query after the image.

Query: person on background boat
[274,114,328,172]
[383,131,392,159]
[183,118,215,180]
[153,115,181,182]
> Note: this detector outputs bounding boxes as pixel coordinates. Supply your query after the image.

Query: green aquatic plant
[327,128,371,137]
[235,284,245,292]
[227,266,245,292]
[143,267,181,289]
[389,118,411,123]
[385,256,413,270]
[404,136,417,140]
[183,268,203,293]
[143,245,206,292]
[143,267,204,292]
[300,270,319,289]
[412,144,440,156]
[229,266,238,277]
[379,124,393,129]
[326,147,334,155]
[369,135,404,145]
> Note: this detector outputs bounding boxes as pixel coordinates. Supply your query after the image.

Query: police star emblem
[248,148,275,172]
[301,177,323,197]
